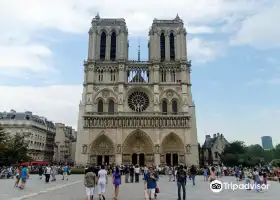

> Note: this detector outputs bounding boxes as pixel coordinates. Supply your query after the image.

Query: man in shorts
[19,165,29,189]
[144,166,158,200]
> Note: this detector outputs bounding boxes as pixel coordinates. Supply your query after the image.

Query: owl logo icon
[210,180,223,193]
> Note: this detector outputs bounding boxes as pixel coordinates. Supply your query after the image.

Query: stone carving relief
[155,145,160,153]
[159,87,164,92]
[179,155,185,163]
[118,97,123,104]
[94,87,99,92]
[166,91,173,98]
[82,145,88,154]
[183,96,188,105]
[185,144,191,154]
[113,87,118,92]
[102,90,109,98]
[160,154,165,163]
[116,145,122,153]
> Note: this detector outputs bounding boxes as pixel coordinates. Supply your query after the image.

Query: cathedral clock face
[128,90,149,112]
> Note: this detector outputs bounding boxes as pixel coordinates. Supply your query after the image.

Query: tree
[222,141,246,154]
[5,133,31,164]
[0,126,10,165]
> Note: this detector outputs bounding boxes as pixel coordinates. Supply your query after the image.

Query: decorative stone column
[105,33,111,60]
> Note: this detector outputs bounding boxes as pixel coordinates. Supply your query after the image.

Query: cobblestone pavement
[0,175,278,200]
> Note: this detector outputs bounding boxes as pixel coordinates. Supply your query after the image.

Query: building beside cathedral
[0,110,56,162]
[75,13,199,166]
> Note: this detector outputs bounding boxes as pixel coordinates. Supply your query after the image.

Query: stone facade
[0,110,56,162]
[75,14,199,166]
[53,123,77,164]
[201,133,228,165]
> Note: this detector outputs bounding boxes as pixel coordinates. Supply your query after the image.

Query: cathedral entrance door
[132,153,137,165]
[104,155,110,165]
[173,154,178,166]
[166,154,171,165]
[97,155,102,165]
[139,153,145,166]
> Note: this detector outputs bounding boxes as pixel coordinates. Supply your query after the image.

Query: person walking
[112,166,121,200]
[144,166,158,200]
[176,165,187,200]
[44,165,51,183]
[19,165,29,189]
[135,165,140,183]
[97,165,108,200]
[189,165,197,185]
[84,167,97,200]
[62,165,69,181]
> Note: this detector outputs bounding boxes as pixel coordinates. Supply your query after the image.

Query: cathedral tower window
[110,70,116,82]
[160,33,165,61]
[162,100,167,115]
[171,70,176,82]
[110,32,116,61]
[97,100,103,114]
[170,33,175,60]
[98,70,103,82]
[161,70,166,82]
[172,100,178,114]
[108,99,114,114]
[100,32,106,60]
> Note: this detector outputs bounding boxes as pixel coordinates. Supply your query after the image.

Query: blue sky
[0,0,279,146]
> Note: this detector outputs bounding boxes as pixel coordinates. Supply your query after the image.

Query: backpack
[177,170,186,182]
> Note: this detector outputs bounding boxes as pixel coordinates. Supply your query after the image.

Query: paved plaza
[0,175,278,200]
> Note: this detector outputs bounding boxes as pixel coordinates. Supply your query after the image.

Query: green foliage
[0,126,31,165]
[221,140,280,167]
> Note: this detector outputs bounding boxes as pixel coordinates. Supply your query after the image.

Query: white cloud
[230,1,280,49]
[0,0,274,76]
[0,85,82,128]
[188,38,222,63]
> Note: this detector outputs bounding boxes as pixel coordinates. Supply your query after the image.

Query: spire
[138,37,140,62]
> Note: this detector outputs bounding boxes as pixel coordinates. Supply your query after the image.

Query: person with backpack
[176,165,187,200]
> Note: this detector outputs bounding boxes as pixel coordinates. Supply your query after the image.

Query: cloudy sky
[0,0,279,146]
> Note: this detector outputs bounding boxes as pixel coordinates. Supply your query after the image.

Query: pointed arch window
[98,70,103,82]
[171,70,176,82]
[110,70,115,82]
[160,33,165,61]
[108,100,115,114]
[97,100,103,114]
[170,33,175,60]
[100,32,106,60]
[162,100,167,115]
[172,100,178,114]
[110,32,116,61]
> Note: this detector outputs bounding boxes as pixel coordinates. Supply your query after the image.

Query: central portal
[123,130,154,165]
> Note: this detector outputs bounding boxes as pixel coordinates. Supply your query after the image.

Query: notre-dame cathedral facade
[75,13,199,166]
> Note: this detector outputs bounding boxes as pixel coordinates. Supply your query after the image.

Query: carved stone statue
[82,145,88,154]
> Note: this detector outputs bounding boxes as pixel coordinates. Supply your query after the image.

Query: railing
[84,112,189,116]
[83,113,190,128]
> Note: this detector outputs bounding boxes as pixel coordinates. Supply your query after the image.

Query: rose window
[128,91,149,112]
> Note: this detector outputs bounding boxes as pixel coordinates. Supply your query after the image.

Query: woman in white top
[98,165,108,200]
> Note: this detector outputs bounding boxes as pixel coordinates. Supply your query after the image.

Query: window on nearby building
[100,32,106,60]
[172,100,178,114]
[162,100,167,115]
[108,100,114,114]
[160,33,165,61]
[110,32,116,61]
[170,33,175,60]
[97,100,103,114]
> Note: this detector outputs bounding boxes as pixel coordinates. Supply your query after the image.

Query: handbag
[155,187,160,193]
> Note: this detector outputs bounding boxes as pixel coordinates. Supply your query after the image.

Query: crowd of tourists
[1,163,280,200]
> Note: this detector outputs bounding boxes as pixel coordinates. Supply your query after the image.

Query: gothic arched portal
[122,130,154,165]
[90,134,115,165]
[161,132,185,165]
